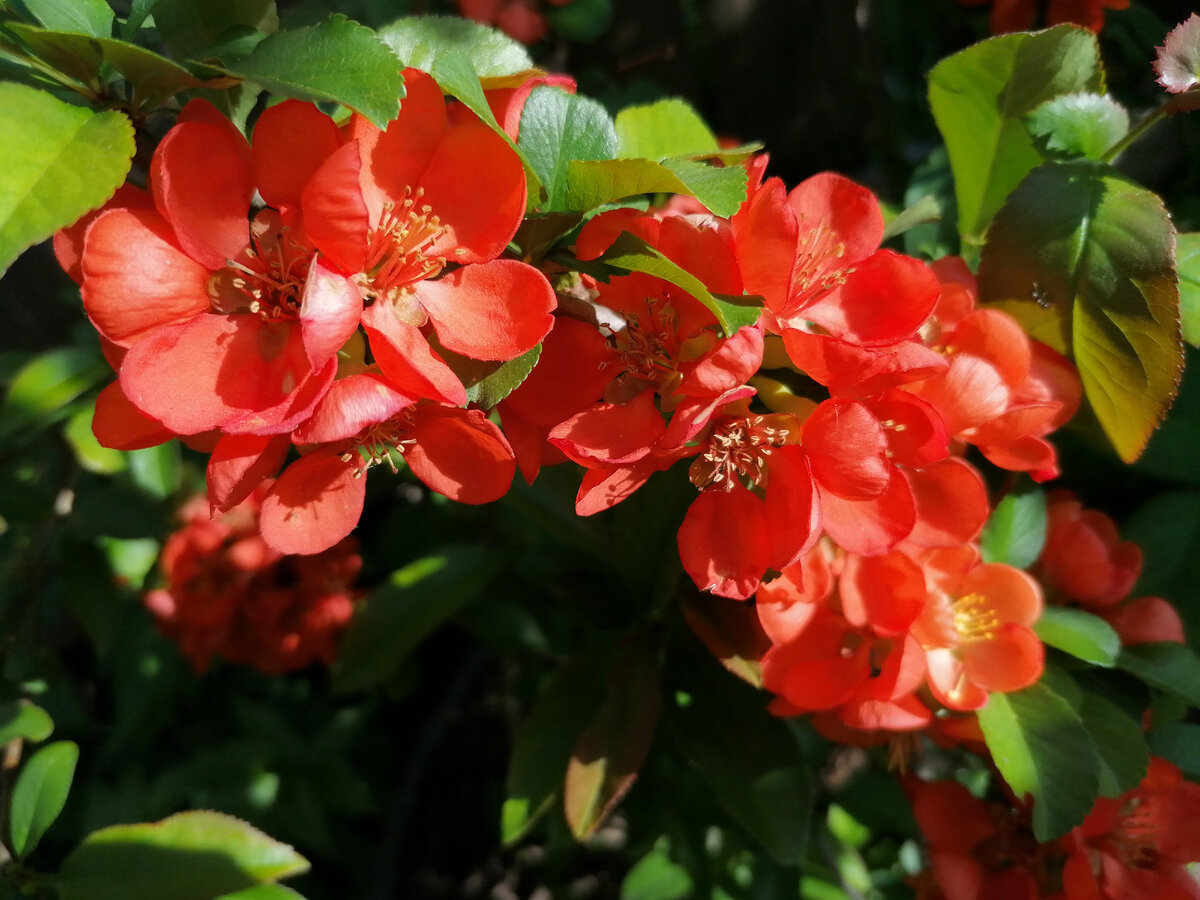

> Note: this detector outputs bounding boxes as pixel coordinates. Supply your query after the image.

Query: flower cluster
[954,0,1129,34]
[145,487,363,673]
[910,758,1200,899]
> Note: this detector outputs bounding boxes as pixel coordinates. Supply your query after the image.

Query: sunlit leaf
[377,15,531,77]
[979,160,1182,462]
[55,811,309,900]
[1034,607,1120,667]
[1025,92,1128,160]
[979,682,1100,840]
[980,482,1046,569]
[615,98,718,160]
[1176,233,1200,347]
[0,700,53,746]
[566,157,748,218]
[0,84,134,275]
[10,741,78,859]
[1154,12,1200,93]
[0,344,109,440]
[440,343,541,409]
[519,86,617,211]
[21,0,113,36]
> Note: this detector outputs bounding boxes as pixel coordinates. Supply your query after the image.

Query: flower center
[208,212,312,320]
[951,593,1000,643]
[792,219,853,308]
[689,415,791,491]
[342,410,418,474]
[358,188,450,310]
[1112,798,1160,870]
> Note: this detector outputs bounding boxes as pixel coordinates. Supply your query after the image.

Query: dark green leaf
[1148,721,1200,777]
[10,740,78,858]
[519,85,617,211]
[980,483,1046,568]
[620,842,692,900]
[599,231,761,336]
[978,160,1182,462]
[502,644,615,843]
[126,442,182,499]
[1078,693,1148,797]
[0,700,53,745]
[332,545,501,692]
[216,15,403,129]
[565,639,661,839]
[1176,233,1200,347]
[439,343,541,409]
[929,26,1102,249]
[54,811,309,900]
[1034,607,1120,667]
[1117,642,1200,707]
[902,145,958,260]
[0,344,109,439]
[671,661,812,864]
[152,0,276,62]
[978,682,1100,840]
[1025,93,1128,160]
[565,157,748,218]
[121,0,159,39]
[615,98,717,160]
[881,194,941,244]
[0,84,134,275]
[22,0,113,37]
[546,0,612,41]
[377,14,531,77]
[1124,491,1200,602]
[6,23,103,84]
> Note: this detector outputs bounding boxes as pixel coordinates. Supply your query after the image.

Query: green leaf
[519,85,618,211]
[902,145,958,260]
[64,404,126,474]
[546,0,612,42]
[978,682,1100,840]
[22,0,114,37]
[1025,93,1128,160]
[980,483,1046,568]
[0,83,134,275]
[439,343,541,408]
[1148,721,1200,777]
[615,98,718,160]
[215,887,307,900]
[10,740,78,859]
[216,15,403,129]
[1078,693,1148,797]
[621,841,692,900]
[0,344,109,440]
[598,231,762,336]
[671,661,812,864]
[151,0,276,62]
[126,442,182,499]
[377,15,532,77]
[978,160,1182,462]
[54,811,309,900]
[502,644,615,844]
[1117,642,1200,707]
[565,157,748,218]
[121,0,159,38]
[1176,233,1200,347]
[880,194,942,245]
[1034,607,1120,667]
[332,545,501,692]
[928,25,1102,248]
[565,639,661,839]
[0,700,53,746]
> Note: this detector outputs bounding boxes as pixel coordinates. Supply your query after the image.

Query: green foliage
[929,26,1102,251]
[1117,641,1200,707]
[979,160,1183,462]
[980,484,1046,568]
[615,98,718,160]
[546,0,613,42]
[53,811,309,900]
[151,0,278,62]
[978,682,1100,840]
[0,343,109,440]
[10,740,78,858]
[620,841,692,900]
[1176,233,1200,346]
[1079,693,1149,797]
[567,157,749,218]
[376,15,532,77]
[1025,93,1129,160]
[332,545,502,692]
[21,0,114,37]
[519,85,618,211]
[215,15,403,128]
[0,701,53,746]
[1034,607,1121,667]
[0,83,133,275]
[441,343,542,408]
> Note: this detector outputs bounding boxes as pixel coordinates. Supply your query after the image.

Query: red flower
[145,488,362,674]
[955,0,1129,33]
[1063,758,1200,900]
[1038,492,1141,608]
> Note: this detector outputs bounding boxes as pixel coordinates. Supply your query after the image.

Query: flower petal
[260,452,366,555]
[360,303,467,406]
[92,380,174,449]
[300,256,363,369]
[207,432,291,512]
[803,399,889,500]
[252,99,342,211]
[405,406,515,504]
[293,372,415,444]
[677,486,770,599]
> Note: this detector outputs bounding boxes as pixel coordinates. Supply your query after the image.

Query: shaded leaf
[620,841,692,900]
[980,482,1046,568]
[929,26,1102,248]
[0,700,53,746]
[546,0,612,41]
[126,442,182,499]
[0,344,109,440]
[22,0,114,37]
[152,0,276,62]
[671,660,812,864]
[55,811,309,900]
[1148,721,1200,777]
[519,85,617,211]
[881,194,941,244]
[1078,693,1148,797]
[1176,233,1200,347]
[1154,13,1200,93]
[615,98,718,160]
[1034,607,1120,667]
[216,15,403,129]
[978,682,1100,840]
[0,83,134,275]
[440,343,541,409]
[10,740,78,858]
[502,644,615,844]
[1025,92,1128,160]
[1117,642,1200,707]
[377,14,531,77]
[565,639,661,839]
[978,160,1182,462]
[332,545,501,692]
